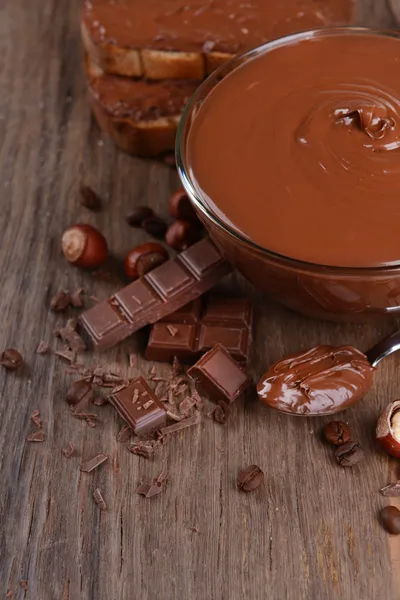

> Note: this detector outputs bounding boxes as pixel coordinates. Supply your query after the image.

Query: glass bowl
[176,27,400,322]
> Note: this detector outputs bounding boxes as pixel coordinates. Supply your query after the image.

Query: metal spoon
[366,328,400,367]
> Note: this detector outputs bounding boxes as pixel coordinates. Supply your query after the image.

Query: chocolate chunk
[0,348,23,370]
[129,441,155,459]
[109,377,166,437]
[27,430,45,442]
[78,239,231,350]
[59,325,86,353]
[50,290,71,312]
[70,288,85,308]
[80,453,109,472]
[380,482,400,497]
[93,488,107,511]
[334,441,364,467]
[136,470,169,498]
[237,465,265,492]
[79,185,102,211]
[188,344,250,404]
[146,295,252,363]
[66,380,93,407]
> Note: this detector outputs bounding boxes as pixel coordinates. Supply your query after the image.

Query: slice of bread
[85,61,198,157]
[82,0,355,80]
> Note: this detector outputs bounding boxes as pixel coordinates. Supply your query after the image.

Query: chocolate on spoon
[257,330,400,416]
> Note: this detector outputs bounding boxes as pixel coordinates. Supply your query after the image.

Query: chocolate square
[145,261,195,300]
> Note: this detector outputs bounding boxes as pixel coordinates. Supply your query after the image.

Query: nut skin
[169,188,199,223]
[61,224,108,269]
[165,220,201,251]
[323,421,352,445]
[0,348,23,370]
[380,506,400,535]
[124,243,169,280]
[126,206,154,228]
[376,400,400,458]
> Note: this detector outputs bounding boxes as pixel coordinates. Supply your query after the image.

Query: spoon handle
[366,329,400,367]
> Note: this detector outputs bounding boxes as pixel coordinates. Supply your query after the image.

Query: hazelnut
[61,224,108,269]
[376,400,400,458]
[380,505,400,535]
[169,188,199,223]
[124,243,169,280]
[126,206,154,228]
[0,348,23,370]
[165,220,201,251]
[323,421,351,445]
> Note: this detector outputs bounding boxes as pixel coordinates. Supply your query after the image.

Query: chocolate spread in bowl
[187,31,400,268]
[83,0,355,54]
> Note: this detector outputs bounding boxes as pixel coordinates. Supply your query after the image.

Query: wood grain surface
[1,1,399,599]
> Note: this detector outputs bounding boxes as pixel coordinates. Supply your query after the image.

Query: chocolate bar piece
[188,344,251,404]
[108,377,166,436]
[145,296,252,363]
[78,238,231,350]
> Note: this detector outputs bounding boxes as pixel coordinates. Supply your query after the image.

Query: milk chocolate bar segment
[109,377,166,436]
[78,239,231,350]
[187,343,251,404]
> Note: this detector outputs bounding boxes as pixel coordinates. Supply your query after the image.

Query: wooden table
[1,1,400,598]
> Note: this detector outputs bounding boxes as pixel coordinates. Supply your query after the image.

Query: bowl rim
[176,26,400,274]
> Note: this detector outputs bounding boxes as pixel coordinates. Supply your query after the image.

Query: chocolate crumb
[62,442,75,458]
[70,288,85,308]
[380,482,400,497]
[111,382,128,394]
[117,425,132,442]
[93,396,108,406]
[36,340,49,354]
[213,401,230,424]
[50,289,71,312]
[179,396,196,415]
[79,184,102,211]
[80,453,109,473]
[93,488,107,510]
[54,349,75,362]
[86,418,97,428]
[136,469,168,498]
[188,526,199,533]
[129,353,137,368]
[129,442,155,459]
[166,410,185,422]
[59,326,86,354]
[27,430,45,442]
[92,375,104,386]
[19,581,28,591]
[166,325,178,337]
[30,410,42,429]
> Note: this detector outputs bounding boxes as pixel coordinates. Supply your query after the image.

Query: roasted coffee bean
[380,505,400,534]
[142,216,168,237]
[0,348,23,370]
[126,206,154,228]
[237,465,264,492]
[334,441,364,467]
[323,420,351,445]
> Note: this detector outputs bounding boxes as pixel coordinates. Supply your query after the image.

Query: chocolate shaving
[166,410,185,422]
[160,412,201,436]
[50,289,71,312]
[30,410,42,429]
[380,482,400,497]
[131,389,139,404]
[59,326,86,353]
[70,288,85,308]
[179,396,196,415]
[54,349,75,362]
[93,488,107,510]
[36,340,49,354]
[129,441,155,459]
[116,425,132,442]
[111,382,128,394]
[27,430,45,442]
[136,470,169,498]
[80,453,108,473]
[62,442,75,458]
[71,411,100,423]
[19,581,28,591]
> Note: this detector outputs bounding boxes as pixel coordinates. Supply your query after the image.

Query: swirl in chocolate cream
[257,346,374,416]
[188,32,400,268]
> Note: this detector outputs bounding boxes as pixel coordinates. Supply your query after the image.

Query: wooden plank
[0,0,399,599]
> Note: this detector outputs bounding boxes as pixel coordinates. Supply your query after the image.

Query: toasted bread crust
[82,19,232,80]
[85,61,197,156]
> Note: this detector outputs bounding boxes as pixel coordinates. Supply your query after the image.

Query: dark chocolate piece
[146,295,252,363]
[109,377,166,436]
[188,344,250,404]
[27,430,45,442]
[78,239,231,350]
